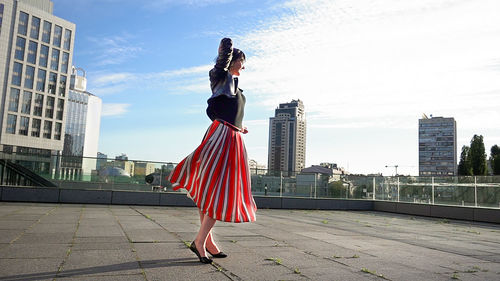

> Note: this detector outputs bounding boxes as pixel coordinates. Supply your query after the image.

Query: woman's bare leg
[194,212,216,258]
[199,211,220,253]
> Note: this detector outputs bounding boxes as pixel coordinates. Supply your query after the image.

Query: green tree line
[458,135,500,175]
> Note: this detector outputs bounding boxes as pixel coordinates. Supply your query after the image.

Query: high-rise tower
[268,100,306,174]
[0,0,75,175]
[418,115,457,176]
[60,67,102,180]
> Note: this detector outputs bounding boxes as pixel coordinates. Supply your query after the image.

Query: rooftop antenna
[422,113,429,119]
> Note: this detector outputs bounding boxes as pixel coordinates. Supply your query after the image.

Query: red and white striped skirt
[168,120,257,223]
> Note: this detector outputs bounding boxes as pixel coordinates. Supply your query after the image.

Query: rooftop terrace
[0,202,499,281]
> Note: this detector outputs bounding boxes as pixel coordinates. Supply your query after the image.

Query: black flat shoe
[189,242,213,264]
[207,249,228,258]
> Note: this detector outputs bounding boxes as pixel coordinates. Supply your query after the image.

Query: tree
[490,145,500,175]
[457,145,472,176]
[469,135,487,175]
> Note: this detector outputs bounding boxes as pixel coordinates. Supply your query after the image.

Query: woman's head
[229,48,246,76]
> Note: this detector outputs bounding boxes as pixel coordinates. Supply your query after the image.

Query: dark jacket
[206,38,245,129]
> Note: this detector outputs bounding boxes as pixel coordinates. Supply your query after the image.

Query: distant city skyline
[49,0,500,176]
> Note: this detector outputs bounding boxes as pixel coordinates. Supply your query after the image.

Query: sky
[51,0,500,176]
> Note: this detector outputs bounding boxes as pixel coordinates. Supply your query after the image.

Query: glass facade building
[0,0,74,175]
[418,116,457,176]
[268,100,306,174]
[61,68,102,180]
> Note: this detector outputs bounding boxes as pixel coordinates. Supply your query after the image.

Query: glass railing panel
[1,152,499,208]
[476,176,500,208]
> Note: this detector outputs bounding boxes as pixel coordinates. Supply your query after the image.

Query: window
[31,118,41,137]
[61,52,69,73]
[63,29,71,50]
[6,115,17,134]
[56,99,64,120]
[12,62,22,86]
[18,12,28,35]
[8,88,20,112]
[36,69,46,91]
[54,123,62,140]
[39,45,49,67]
[50,49,59,71]
[53,25,62,47]
[27,41,37,64]
[15,37,26,60]
[43,120,52,139]
[24,66,34,89]
[33,94,43,116]
[30,16,40,39]
[45,96,55,118]
[48,72,57,94]
[42,21,51,43]
[59,75,67,96]
[21,91,32,114]
[19,116,29,135]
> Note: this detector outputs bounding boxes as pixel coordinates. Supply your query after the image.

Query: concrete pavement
[0,202,499,281]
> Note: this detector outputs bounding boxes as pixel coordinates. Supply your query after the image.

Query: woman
[168,37,257,264]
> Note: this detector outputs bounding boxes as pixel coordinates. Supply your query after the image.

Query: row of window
[420,147,454,153]
[6,114,62,140]
[11,62,67,96]
[15,36,70,73]
[419,122,454,127]
[419,151,454,157]
[419,142,455,147]
[8,88,64,120]
[18,11,71,51]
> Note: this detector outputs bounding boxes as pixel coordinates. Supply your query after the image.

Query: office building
[60,67,102,180]
[418,115,457,176]
[0,0,75,176]
[268,99,306,174]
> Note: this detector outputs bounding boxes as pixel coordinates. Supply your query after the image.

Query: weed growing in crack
[266,258,282,265]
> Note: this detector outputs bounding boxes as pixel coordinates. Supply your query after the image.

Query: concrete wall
[1,186,498,224]
[373,201,500,224]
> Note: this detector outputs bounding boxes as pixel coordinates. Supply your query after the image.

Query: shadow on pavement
[0,258,200,281]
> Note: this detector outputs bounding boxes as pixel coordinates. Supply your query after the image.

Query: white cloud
[87,35,143,66]
[88,65,211,96]
[102,103,131,117]
[235,0,500,130]
[93,73,137,86]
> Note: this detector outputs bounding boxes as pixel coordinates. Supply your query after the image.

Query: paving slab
[0,258,61,280]
[60,249,141,277]
[0,243,69,258]
[15,232,75,244]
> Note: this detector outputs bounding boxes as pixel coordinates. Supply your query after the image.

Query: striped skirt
[168,120,257,223]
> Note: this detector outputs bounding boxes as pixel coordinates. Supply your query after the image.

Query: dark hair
[229,48,246,67]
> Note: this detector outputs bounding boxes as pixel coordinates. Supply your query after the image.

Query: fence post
[431,177,435,205]
[397,177,400,202]
[372,177,376,200]
[474,176,477,207]
[280,171,283,197]
[314,174,317,198]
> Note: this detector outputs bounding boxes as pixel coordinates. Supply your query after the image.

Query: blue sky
[51,0,500,175]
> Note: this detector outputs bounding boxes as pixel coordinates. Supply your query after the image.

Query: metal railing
[1,153,499,209]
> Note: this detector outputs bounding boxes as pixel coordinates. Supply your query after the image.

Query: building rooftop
[0,202,498,280]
